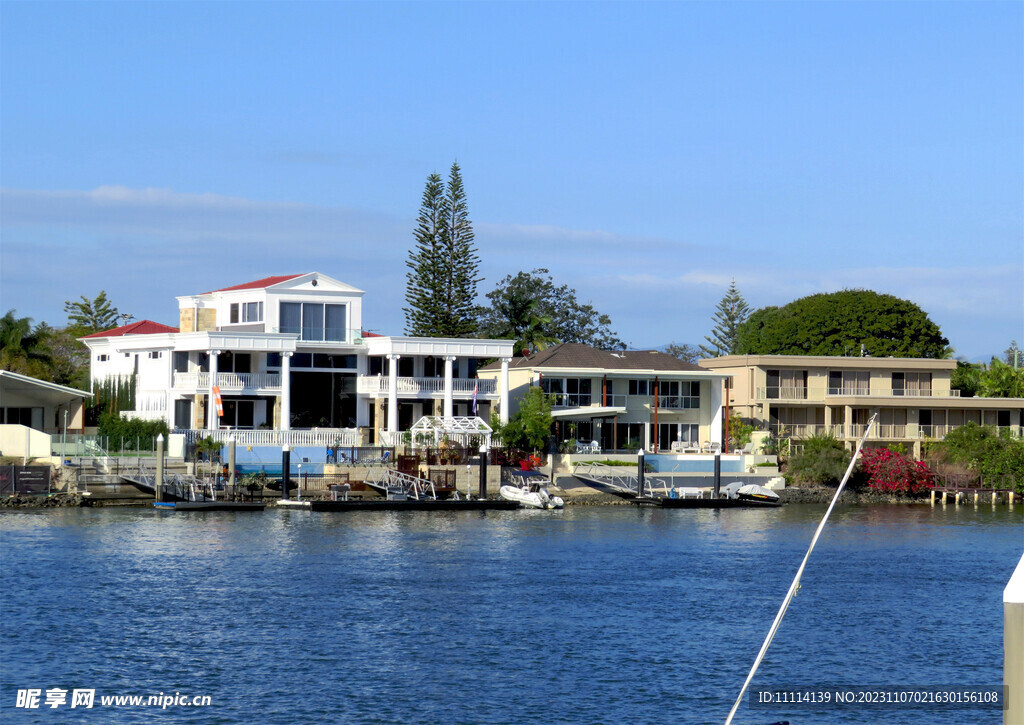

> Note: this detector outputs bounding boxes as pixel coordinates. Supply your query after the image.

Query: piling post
[228,437,236,497]
[714,450,722,499]
[155,434,164,503]
[941,491,947,505]
[281,445,290,501]
[637,449,645,498]
[930,490,935,506]
[479,444,488,500]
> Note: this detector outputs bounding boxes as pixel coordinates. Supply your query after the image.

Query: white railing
[356,376,497,396]
[173,372,282,391]
[178,428,360,447]
[757,386,961,400]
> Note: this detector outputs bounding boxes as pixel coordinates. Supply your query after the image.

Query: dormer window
[229,301,263,324]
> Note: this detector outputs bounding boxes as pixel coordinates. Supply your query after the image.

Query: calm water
[1,504,1020,724]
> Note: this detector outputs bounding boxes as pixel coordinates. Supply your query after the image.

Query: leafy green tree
[664,343,701,364]
[477,268,624,354]
[931,423,1024,492]
[36,324,90,388]
[0,310,51,378]
[700,279,751,357]
[950,361,982,398]
[788,433,850,486]
[64,291,119,335]
[734,290,950,358]
[499,386,553,452]
[980,358,1024,398]
[403,163,481,337]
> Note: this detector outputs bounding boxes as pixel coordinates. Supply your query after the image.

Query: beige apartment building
[699,355,1024,457]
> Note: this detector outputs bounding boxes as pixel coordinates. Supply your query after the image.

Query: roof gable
[200,272,364,296]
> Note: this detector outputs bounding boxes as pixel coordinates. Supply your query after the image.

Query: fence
[932,472,1020,492]
[0,466,52,495]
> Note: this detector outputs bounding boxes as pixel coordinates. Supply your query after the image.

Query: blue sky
[2,1,1021,361]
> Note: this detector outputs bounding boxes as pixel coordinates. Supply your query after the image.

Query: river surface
[1,503,1020,724]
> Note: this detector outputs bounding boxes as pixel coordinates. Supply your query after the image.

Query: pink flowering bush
[858,447,935,494]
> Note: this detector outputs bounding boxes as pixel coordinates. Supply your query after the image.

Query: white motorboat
[720,481,781,504]
[499,472,564,509]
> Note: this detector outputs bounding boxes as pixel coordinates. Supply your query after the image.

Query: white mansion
[81,273,515,444]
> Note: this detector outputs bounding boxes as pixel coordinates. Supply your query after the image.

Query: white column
[443,356,456,419]
[500,357,511,424]
[207,349,220,430]
[387,354,399,432]
[710,377,724,445]
[281,352,292,431]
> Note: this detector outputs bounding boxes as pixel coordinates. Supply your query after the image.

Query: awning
[550,406,626,419]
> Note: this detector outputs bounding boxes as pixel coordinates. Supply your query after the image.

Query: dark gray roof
[479,343,703,372]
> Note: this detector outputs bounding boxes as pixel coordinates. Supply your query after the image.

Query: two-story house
[81,273,515,444]
[699,354,1024,457]
[478,343,730,452]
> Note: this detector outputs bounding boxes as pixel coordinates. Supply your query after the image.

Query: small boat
[736,483,781,504]
[499,471,564,510]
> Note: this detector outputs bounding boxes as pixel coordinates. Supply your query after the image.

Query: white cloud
[2,185,1017,360]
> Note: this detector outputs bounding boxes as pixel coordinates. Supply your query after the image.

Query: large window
[229,301,263,324]
[828,371,870,395]
[657,380,700,408]
[628,379,650,396]
[766,370,808,399]
[542,378,591,407]
[892,372,931,396]
[280,302,347,342]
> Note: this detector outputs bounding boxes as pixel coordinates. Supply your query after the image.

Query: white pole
[724,415,877,725]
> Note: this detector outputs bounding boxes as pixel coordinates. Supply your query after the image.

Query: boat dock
[278,498,518,512]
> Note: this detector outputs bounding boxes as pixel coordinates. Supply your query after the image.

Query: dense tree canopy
[476,268,624,354]
[734,290,950,358]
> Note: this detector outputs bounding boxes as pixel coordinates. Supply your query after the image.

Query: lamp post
[155,434,164,503]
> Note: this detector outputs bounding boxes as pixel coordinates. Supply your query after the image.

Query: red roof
[203,274,304,294]
[361,331,384,337]
[81,320,180,338]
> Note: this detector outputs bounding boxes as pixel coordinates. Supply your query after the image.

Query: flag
[212,386,224,417]
[471,379,479,416]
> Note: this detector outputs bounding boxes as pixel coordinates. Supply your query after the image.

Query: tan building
[478,343,730,453]
[699,354,1024,457]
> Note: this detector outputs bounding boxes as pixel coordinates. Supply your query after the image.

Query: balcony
[756,386,961,401]
[769,423,1021,440]
[356,376,496,397]
[173,372,282,392]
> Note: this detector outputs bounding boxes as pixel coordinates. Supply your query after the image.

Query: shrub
[858,447,935,495]
[787,433,850,486]
[930,423,1024,493]
[97,412,169,451]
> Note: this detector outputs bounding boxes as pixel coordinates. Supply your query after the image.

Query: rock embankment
[0,493,94,509]
[777,487,928,505]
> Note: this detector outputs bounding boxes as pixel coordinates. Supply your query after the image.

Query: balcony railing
[656,395,700,409]
[173,372,282,391]
[271,326,365,344]
[356,376,497,396]
[178,428,360,447]
[769,423,1021,440]
[757,386,961,400]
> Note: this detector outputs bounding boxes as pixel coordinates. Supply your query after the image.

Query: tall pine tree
[700,279,751,357]
[404,162,481,337]
[404,173,445,335]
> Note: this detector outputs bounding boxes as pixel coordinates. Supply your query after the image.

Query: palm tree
[0,310,51,378]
